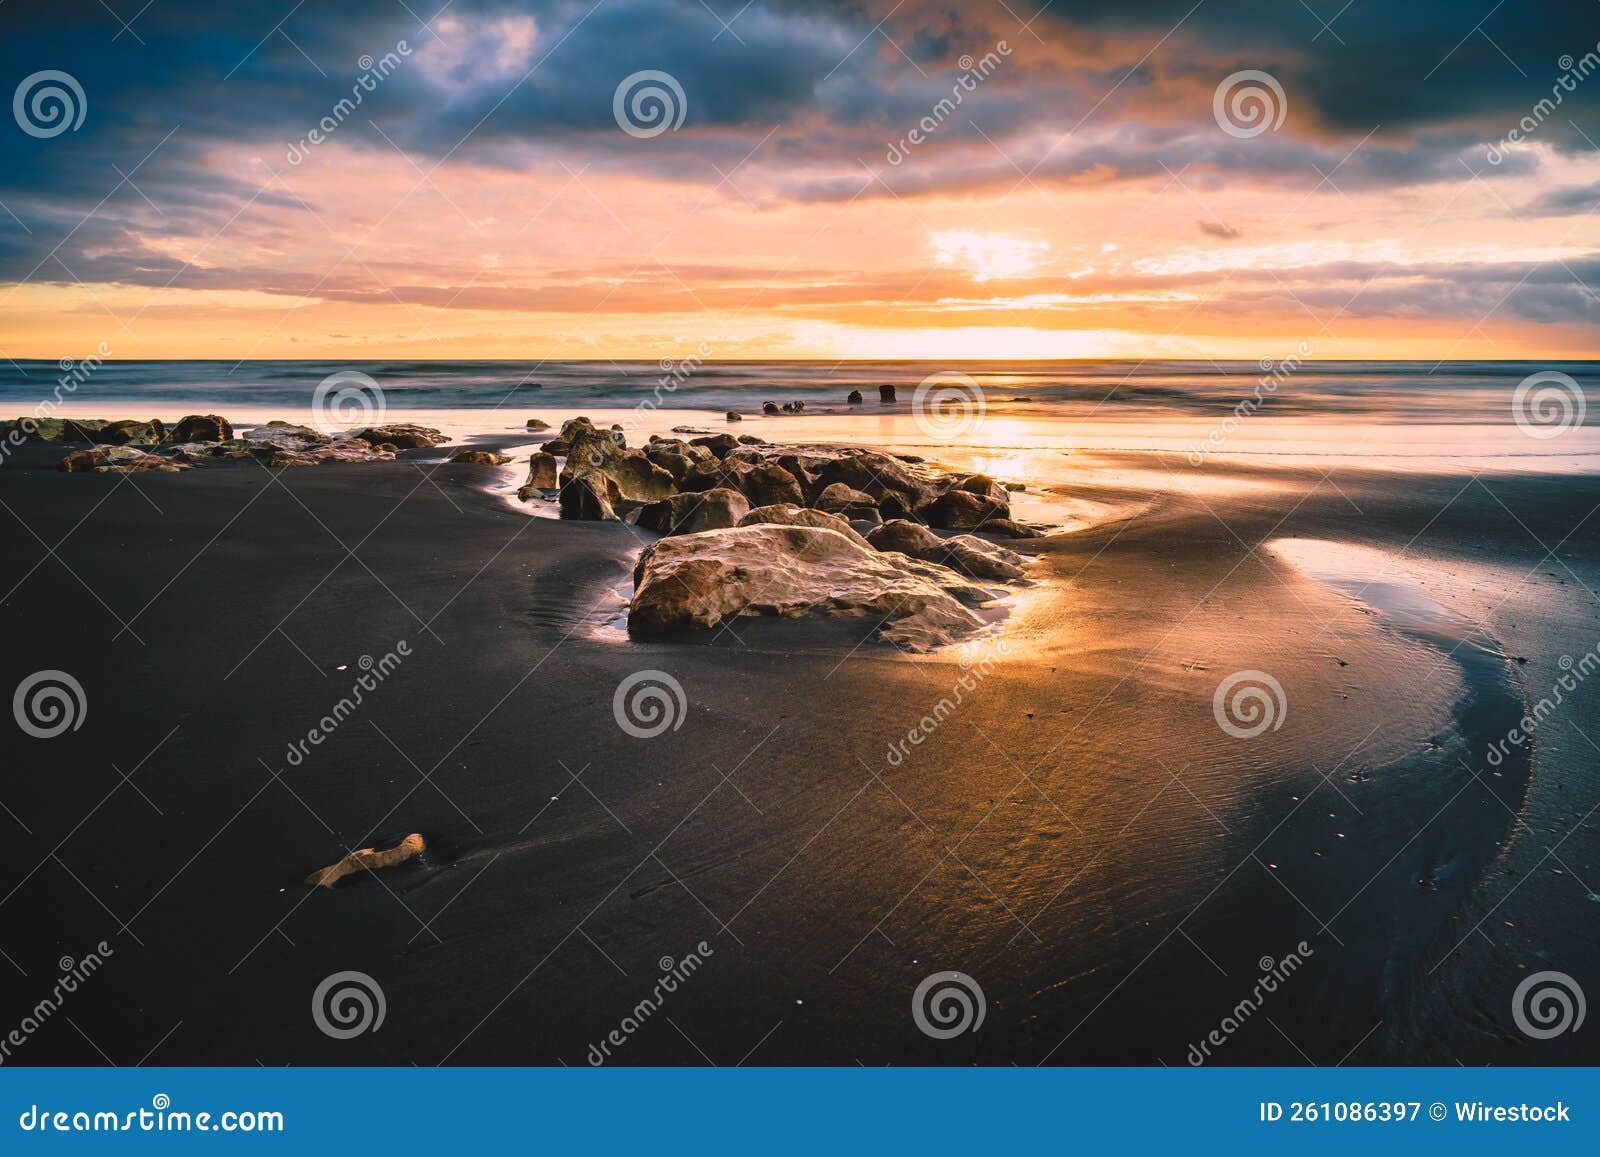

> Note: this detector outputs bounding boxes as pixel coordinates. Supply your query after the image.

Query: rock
[93,445,186,473]
[781,400,806,413]
[10,417,106,442]
[644,445,698,482]
[629,525,999,650]
[244,423,331,448]
[59,448,107,472]
[762,401,781,415]
[522,451,560,492]
[867,519,944,556]
[850,517,881,535]
[98,419,165,445]
[689,433,740,459]
[955,472,1009,506]
[738,503,870,547]
[559,472,621,521]
[449,450,512,466]
[559,418,676,508]
[305,833,425,888]
[740,462,805,507]
[868,520,1026,580]
[737,435,766,445]
[680,456,751,494]
[636,488,750,536]
[261,438,396,467]
[921,487,1008,529]
[814,482,881,517]
[879,384,897,403]
[935,535,1027,581]
[847,390,863,405]
[813,449,939,512]
[526,418,551,430]
[353,424,448,449]
[725,411,742,422]
[980,518,1046,539]
[166,414,234,443]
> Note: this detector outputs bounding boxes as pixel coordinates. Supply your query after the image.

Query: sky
[0,0,1597,362]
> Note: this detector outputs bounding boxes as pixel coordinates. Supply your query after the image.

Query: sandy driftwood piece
[304,833,425,888]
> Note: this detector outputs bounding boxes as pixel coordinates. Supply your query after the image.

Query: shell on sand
[304,833,426,888]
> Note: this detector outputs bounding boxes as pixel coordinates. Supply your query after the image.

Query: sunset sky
[2,0,1597,361]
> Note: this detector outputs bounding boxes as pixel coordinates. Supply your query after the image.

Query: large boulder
[679,456,751,494]
[920,488,1008,529]
[977,517,1046,539]
[245,422,332,449]
[813,449,938,512]
[559,472,621,521]
[9,417,107,442]
[689,433,740,458]
[353,424,448,449]
[847,390,863,405]
[636,488,750,536]
[738,503,870,547]
[450,449,512,466]
[879,384,897,402]
[17,417,109,442]
[867,519,943,556]
[867,519,1027,580]
[97,418,165,446]
[518,451,560,498]
[644,446,698,483]
[166,414,234,443]
[558,418,676,512]
[629,525,999,650]
[814,482,879,517]
[740,461,805,508]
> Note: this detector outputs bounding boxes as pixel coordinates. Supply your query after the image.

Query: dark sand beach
[3,411,1596,1066]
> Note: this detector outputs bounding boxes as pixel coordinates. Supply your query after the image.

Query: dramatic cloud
[0,0,1596,358]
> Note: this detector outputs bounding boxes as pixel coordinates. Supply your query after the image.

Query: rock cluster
[6,413,447,474]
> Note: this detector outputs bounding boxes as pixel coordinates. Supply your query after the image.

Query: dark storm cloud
[1,0,1597,294]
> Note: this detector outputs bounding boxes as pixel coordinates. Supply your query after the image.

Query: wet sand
[1,427,1597,1066]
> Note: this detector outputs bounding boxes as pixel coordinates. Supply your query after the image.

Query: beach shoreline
[2,409,1596,1064]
